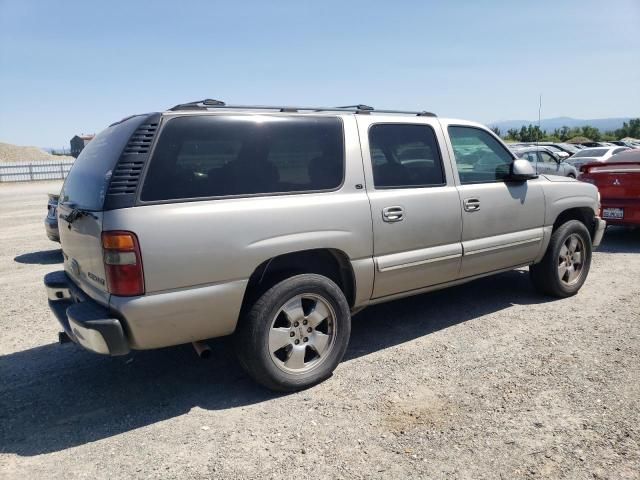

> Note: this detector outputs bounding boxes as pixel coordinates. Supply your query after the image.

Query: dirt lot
[1,181,638,479]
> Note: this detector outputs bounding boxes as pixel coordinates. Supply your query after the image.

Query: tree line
[491,118,640,143]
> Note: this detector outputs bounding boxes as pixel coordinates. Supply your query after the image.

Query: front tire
[529,220,592,297]
[234,274,351,392]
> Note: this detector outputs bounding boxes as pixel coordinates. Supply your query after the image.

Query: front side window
[448,126,514,184]
[141,115,344,201]
[368,124,445,188]
[538,151,557,164]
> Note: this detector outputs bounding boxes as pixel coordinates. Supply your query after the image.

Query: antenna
[536,93,542,172]
[537,94,542,146]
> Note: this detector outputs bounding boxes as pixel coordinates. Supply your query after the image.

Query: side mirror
[556,152,570,162]
[508,159,537,181]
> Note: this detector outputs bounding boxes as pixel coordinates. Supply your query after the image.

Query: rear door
[58,114,157,305]
[443,123,545,278]
[357,116,462,298]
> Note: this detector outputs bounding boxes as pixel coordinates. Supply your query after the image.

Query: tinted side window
[448,126,514,184]
[141,115,344,201]
[368,124,445,188]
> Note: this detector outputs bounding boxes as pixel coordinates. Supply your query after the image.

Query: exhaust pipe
[192,341,212,359]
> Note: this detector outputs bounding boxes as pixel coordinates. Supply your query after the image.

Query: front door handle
[463,198,480,212]
[382,206,404,222]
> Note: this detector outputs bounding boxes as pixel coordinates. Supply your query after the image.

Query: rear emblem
[70,259,81,277]
[613,178,621,186]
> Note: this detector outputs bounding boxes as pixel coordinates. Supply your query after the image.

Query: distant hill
[0,142,74,163]
[488,117,634,133]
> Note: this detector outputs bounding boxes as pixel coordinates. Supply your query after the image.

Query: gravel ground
[1,181,639,479]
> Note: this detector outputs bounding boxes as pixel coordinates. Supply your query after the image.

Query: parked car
[610,140,640,149]
[580,141,617,148]
[580,149,640,226]
[566,146,631,170]
[44,100,605,391]
[509,146,578,178]
[44,193,60,242]
[537,142,582,156]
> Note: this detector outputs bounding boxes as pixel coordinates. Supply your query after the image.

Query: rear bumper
[44,271,129,356]
[592,216,606,248]
[601,202,640,226]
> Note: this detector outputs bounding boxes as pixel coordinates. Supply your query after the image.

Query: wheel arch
[552,207,597,240]
[241,248,357,313]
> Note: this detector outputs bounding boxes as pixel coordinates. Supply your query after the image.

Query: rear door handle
[382,206,404,222]
[463,198,480,212]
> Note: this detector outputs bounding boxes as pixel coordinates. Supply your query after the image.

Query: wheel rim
[557,233,586,286]
[268,293,337,375]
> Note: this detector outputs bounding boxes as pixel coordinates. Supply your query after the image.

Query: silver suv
[45,100,606,391]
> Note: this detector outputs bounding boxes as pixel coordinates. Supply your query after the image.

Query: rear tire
[234,274,351,392]
[530,220,592,297]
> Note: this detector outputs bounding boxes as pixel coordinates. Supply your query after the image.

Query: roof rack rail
[336,104,374,111]
[167,99,437,117]
[168,99,226,111]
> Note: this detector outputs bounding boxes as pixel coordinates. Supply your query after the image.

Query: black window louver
[104,114,161,207]
[123,122,158,154]
[108,159,146,195]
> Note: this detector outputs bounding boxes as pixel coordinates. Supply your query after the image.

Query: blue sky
[1,0,638,147]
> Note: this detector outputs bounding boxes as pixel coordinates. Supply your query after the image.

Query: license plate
[602,207,624,220]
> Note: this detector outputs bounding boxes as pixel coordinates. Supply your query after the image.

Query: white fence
[0,159,74,182]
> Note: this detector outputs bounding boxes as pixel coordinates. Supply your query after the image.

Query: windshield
[557,143,581,153]
[60,115,147,210]
[572,148,608,158]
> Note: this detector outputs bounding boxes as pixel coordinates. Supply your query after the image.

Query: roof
[508,145,551,152]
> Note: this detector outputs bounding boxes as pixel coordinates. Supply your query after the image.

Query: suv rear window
[140,115,344,201]
[60,115,147,210]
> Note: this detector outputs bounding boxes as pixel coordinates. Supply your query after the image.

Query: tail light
[101,231,144,296]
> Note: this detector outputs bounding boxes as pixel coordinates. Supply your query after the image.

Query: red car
[580,149,640,226]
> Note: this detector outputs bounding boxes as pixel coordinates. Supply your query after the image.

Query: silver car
[45,100,606,391]
[510,146,578,178]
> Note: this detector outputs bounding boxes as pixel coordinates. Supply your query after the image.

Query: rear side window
[140,115,344,201]
[368,124,445,188]
[60,115,147,210]
[448,126,514,184]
